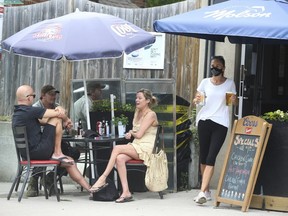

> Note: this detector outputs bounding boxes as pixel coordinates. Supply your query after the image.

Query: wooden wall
[0,0,200,115]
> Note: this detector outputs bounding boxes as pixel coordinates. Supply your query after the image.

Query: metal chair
[125,125,165,199]
[7,126,60,202]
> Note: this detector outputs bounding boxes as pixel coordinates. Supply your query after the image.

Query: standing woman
[90,88,158,203]
[193,56,237,204]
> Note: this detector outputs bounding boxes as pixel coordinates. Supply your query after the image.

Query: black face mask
[211,67,223,76]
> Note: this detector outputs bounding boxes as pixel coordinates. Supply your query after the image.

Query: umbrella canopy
[153,0,288,44]
[2,9,156,179]
[2,10,156,61]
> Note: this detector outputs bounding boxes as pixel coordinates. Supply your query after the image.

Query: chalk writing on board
[220,134,260,201]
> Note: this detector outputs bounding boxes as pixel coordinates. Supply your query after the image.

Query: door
[241,44,288,117]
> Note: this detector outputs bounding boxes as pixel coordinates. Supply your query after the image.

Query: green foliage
[262,110,288,122]
[91,100,134,112]
[189,108,199,153]
[91,99,111,112]
[112,114,129,126]
[0,115,12,121]
[146,0,184,7]
[178,172,190,191]
[114,102,134,112]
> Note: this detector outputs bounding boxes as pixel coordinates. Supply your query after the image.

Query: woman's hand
[125,131,132,140]
[193,92,202,105]
[231,94,238,106]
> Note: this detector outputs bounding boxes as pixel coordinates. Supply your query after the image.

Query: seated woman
[90,88,158,203]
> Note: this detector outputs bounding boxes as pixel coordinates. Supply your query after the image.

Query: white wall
[0,121,17,182]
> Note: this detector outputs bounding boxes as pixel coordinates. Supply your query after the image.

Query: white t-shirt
[74,95,92,130]
[196,78,236,128]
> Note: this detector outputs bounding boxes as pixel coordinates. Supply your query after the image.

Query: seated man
[26,84,80,197]
[12,85,91,195]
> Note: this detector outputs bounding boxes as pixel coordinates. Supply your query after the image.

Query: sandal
[90,182,109,193]
[115,196,133,203]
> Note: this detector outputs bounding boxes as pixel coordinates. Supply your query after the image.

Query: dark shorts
[198,119,228,166]
[30,124,55,160]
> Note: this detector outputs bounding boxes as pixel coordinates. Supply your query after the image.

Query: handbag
[145,149,168,192]
[145,126,168,192]
[91,177,119,201]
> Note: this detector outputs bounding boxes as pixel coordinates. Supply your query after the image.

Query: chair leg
[58,175,64,194]
[7,168,22,200]
[42,172,49,199]
[54,166,60,202]
[18,170,30,202]
[14,167,24,192]
[158,191,164,199]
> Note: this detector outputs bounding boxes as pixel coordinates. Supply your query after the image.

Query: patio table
[62,135,126,184]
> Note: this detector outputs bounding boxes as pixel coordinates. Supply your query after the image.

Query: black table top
[62,135,126,143]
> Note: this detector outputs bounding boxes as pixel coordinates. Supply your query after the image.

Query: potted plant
[262,109,288,123]
[90,100,134,133]
[90,99,112,112]
[112,114,129,136]
[259,109,288,197]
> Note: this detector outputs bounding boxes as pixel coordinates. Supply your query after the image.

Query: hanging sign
[123,32,165,69]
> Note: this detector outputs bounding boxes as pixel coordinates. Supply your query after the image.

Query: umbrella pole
[110,94,118,187]
[83,77,96,180]
[110,94,116,136]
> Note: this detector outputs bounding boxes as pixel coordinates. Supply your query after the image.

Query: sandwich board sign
[215,115,272,212]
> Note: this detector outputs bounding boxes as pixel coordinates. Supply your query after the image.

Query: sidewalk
[0,182,285,216]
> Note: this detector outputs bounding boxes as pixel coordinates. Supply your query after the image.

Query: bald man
[12,85,91,193]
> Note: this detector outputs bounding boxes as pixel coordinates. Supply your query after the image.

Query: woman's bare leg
[116,154,133,198]
[200,165,214,192]
[91,144,138,190]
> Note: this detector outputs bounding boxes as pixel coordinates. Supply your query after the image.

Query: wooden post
[60,61,73,115]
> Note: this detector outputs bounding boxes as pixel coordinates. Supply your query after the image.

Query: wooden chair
[7,126,61,202]
[125,125,165,199]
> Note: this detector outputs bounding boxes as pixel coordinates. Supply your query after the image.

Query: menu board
[220,134,259,201]
[215,116,272,212]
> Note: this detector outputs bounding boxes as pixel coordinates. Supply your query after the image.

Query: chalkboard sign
[216,116,272,212]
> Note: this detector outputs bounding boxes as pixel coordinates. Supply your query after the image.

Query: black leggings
[198,119,228,166]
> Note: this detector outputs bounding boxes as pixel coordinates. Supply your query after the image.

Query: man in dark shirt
[25,84,80,197]
[12,85,91,195]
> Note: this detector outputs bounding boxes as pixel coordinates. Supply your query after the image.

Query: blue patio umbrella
[2,9,155,130]
[153,0,288,44]
[154,0,288,119]
[2,9,156,60]
[2,9,155,179]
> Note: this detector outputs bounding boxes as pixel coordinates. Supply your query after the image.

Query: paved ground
[0,182,286,216]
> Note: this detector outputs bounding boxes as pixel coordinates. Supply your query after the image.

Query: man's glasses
[26,94,36,99]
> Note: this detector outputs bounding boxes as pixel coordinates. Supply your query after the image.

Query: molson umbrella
[153,0,288,119]
[153,0,288,44]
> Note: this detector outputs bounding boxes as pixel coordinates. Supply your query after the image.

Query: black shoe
[26,176,39,197]
[41,172,60,196]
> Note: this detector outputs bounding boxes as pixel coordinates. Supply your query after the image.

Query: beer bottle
[105,121,110,136]
[101,120,106,135]
[77,119,83,136]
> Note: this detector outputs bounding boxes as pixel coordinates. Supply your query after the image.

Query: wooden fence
[0,0,200,115]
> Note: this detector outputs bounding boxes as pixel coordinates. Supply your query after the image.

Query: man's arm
[40,109,72,129]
